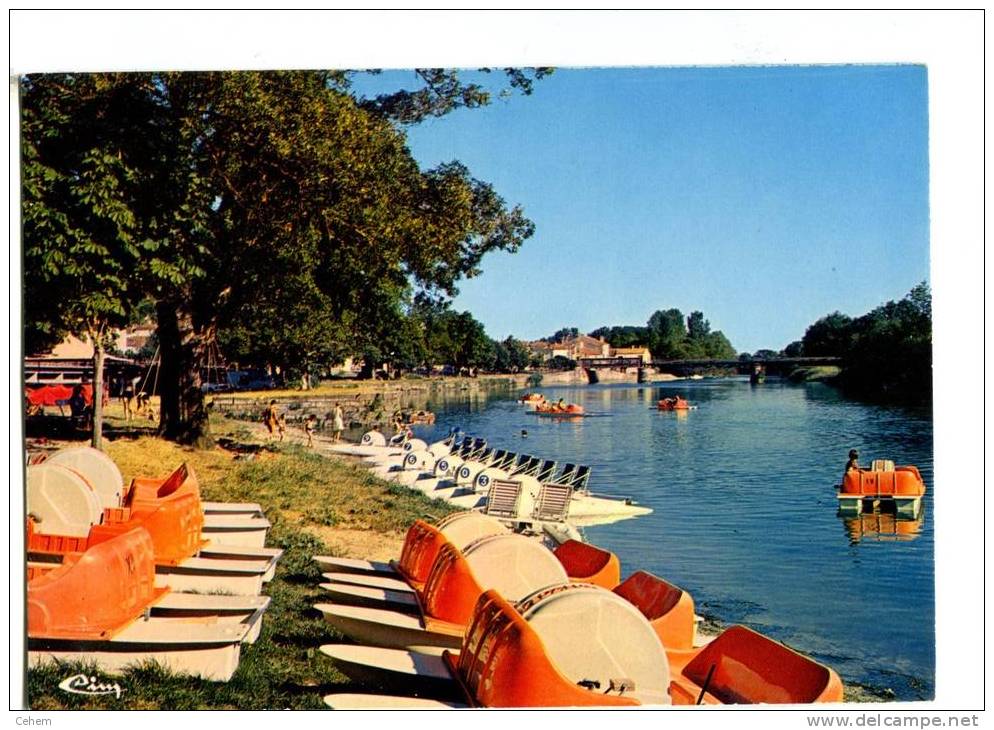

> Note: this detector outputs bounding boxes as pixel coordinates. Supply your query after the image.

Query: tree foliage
[544,327,579,343]
[800,282,932,402]
[22,69,544,442]
[588,325,647,349]
[646,309,735,359]
[781,340,804,357]
[351,68,554,124]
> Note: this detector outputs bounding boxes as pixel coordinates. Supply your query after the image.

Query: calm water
[412,378,934,700]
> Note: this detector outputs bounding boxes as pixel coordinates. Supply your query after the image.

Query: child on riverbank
[305,414,317,447]
[262,400,280,438]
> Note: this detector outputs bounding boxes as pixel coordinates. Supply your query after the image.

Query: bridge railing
[577,357,647,369]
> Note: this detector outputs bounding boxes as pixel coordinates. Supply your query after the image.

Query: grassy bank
[26,416,456,710]
[788,365,842,382]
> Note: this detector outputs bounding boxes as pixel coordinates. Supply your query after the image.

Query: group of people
[262,400,345,447]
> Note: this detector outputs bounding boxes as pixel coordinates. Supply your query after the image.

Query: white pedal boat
[359,432,460,467]
[318,581,419,612]
[322,583,671,708]
[326,431,408,458]
[410,453,517,502]
[200,501,265,518]
[315,533,569,650]
[197,543,283,582]
[153,556,268,596]
[29,620,251,682]
[402,440,493,493]
[312,510,508,577]
[361,439,428,467]
[46,446,267,519]
[201,513,272,548]
[315,511,512,610]
[442,472,654,525]
[146,592,271,644]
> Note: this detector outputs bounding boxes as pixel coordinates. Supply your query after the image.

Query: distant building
[527,340,556,362]
[114,323,156,355]
[564,335,611,359]
[527,335,611,363]
[46,333,96,359]
[37,324,155,359]
[610,346,652,364]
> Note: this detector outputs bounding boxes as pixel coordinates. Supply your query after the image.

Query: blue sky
[363,65,929,354]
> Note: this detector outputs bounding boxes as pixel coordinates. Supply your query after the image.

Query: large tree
[802,312,855,357]
[22,73,198,447]
[23,69,544,445]
[647,309,688,359]
[588,325,648,349]
[798,283,931,402]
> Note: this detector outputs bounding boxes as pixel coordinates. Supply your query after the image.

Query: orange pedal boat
[315,533,569,650]
[657,396,692,411]
[553,539,621,589]
[667,624,843,704]
[322,585,671,708]
[532,403,585,416]
[838,460,925,517]
[28,527,268,680]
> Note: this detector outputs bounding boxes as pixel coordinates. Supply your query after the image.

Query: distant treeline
[791,282,932,404]
[547,308,738,361]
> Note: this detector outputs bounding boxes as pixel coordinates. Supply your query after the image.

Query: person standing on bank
[262,400,280,438]
[121,377,136,423]
[332,404,344,443]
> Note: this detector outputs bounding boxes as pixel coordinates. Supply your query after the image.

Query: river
[409,377,934,700]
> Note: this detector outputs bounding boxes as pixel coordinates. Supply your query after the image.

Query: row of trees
[587,308,737,360]
[358,303,533,376]
[797,282,932,402]
[23,69,550,446]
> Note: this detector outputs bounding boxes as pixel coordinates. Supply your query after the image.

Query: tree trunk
[91,341,105,450]
[156,299,213,448]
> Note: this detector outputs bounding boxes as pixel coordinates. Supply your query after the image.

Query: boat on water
[657,396,692,411]
[531,402,585,416]
[837,459,926,517]
[518,393,546,404]
[407,410,436,425]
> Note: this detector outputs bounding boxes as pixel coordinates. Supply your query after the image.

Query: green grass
[26,416,457,710]
[788,365,842,383]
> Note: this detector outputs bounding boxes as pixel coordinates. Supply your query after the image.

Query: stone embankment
[210,368,694,434]
[209,374,531,432]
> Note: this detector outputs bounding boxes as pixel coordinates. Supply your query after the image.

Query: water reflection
[840,507,926,545]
